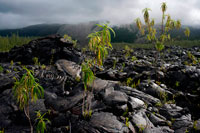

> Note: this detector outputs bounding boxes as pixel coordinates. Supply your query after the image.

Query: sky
[0,0,200,29]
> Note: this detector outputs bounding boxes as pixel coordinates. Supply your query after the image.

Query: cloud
[0,0,199,29]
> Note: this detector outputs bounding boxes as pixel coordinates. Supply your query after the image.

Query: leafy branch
[12,67,44,133]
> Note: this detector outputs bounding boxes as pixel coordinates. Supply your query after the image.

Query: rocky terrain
[0,35,200,133]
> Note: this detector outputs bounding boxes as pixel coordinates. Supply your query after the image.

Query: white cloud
[0,0,199,29]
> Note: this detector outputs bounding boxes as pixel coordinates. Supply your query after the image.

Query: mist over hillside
[0,22,200,46]
[57,21,100,45]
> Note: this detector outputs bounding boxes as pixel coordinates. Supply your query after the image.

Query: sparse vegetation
[124,45,133,59]
[81,60,95,119]
[63,34,77,47]
[33,57,40,66]
[35,110,51,133]
[159,91,168,104]
[187,51,198,65]
[184,27,190,38]
[135,2,190,64]
[126,78,140,88]
[88,23,115,66]
[120,62,126,72]
[81,23,115,118]
[131,56,137,62]
[0,65,3,73]
[125,117,129,127]
[0,34,36,52]
[175,81,180,87]
[0,1,200,133]
[112,40,200,50]
[10,60,14,67]
[0,129,4,133]
[126,77,133,87]
[137,124,145,132]
[12,67,44,133]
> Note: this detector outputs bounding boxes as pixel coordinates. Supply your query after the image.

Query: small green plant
[167,94,176,104]
[171,118,176,124]
[156,81,161,86]
[82,48,87,53]
[122,107,129,116]
[0,128,4,133]
[35,111,51,133]
[184,27,190,38]
[155,42,165,52]
[83,110,92,119]
[193,120,198,130]
[33,57,40,66]
[184,61,189,66]
[159,91,168,104]
[137,124,145,132]
[132,79,140,88]
[187,51,198,65]
[126,78,140,88]
[13,68,18,72]
[63,34,77,47]
[131,56,137,62]
[0,65,3,73]
[185,129,189,133]
[175,81,180,87]
[113,58,117,69]
[41,64,46,70]
[155,102,163,107]
[81,60,95,119]
[10,60,14,66]
[124,45,133,59]
[125,117,129,127]
[6,69,11,73]
[18,61,21,65]
[120,62,125,72]
[126,77,133,87]
[12,67,44,133]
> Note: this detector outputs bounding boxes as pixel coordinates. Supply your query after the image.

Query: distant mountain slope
[0,24,63,37]
[1,22,200,46]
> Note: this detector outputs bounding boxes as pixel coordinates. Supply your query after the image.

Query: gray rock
[131,109,154,129]
[0,73,17,93]
[159,104,184,119]
[148,113,168,126]
[172,114,193,133]
[96,69,128,81]
[129,96,145,110]
[44,90,83,112]
[91,78,118,93]
[119,86,160,105]
[138,80,172,99]
[56,59,81,79]
[89,112,129,133]
[143,126,174,133]
[133,59,152,66]
[103,91,128,105]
